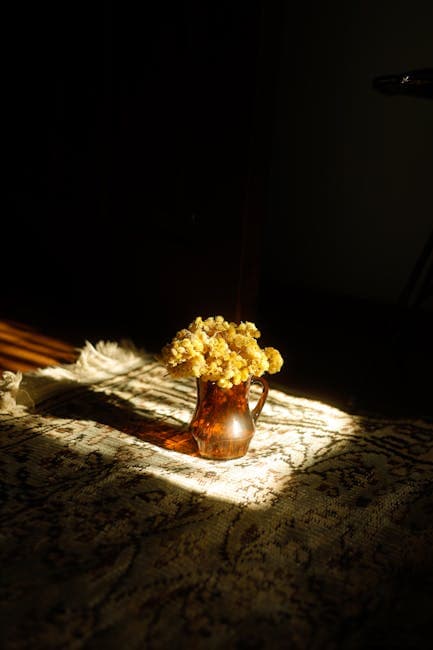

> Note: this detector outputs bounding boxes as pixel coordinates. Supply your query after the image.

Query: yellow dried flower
[160,315,283,388]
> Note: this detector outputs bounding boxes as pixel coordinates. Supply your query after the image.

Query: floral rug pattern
[1,345,432,649]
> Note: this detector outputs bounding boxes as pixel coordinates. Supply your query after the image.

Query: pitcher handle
[250,376,269,423]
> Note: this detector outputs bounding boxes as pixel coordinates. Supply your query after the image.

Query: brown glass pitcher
[189,376,269,460]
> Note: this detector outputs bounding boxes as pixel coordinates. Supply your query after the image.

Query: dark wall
[254,1,433,412]
[263,0,433,307]
[4,2,279,348]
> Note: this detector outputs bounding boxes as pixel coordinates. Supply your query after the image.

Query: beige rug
[1,341,432,649]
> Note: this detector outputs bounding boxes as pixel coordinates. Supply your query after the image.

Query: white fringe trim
[0,371,23,412]
[0,340,153,413]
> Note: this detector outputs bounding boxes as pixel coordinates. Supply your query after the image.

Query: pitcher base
[193,435,253,460]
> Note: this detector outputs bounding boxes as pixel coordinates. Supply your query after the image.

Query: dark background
[3,1,433,415]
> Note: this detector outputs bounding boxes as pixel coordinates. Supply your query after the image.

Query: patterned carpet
[1,342,432,649]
